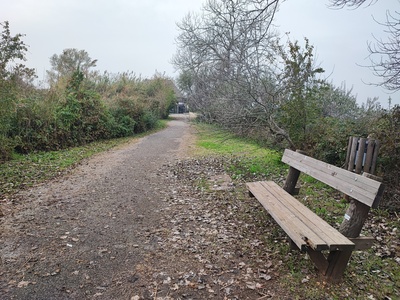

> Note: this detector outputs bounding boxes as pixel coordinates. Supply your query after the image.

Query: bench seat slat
[260,181,354,251]
[282,149,383,208]
[247,181,327,251]
[247,181,355,252]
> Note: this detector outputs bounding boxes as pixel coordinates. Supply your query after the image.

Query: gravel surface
[0,114,286,299]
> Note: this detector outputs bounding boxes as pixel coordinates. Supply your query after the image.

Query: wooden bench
[246,149,385,282]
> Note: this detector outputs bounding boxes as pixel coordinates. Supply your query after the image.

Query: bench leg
[325,250,353,283]
[288,238,300,251]
[306,248,352,283]
[307,248,329,274]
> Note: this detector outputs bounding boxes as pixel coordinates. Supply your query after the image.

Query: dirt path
[1,114,282,300]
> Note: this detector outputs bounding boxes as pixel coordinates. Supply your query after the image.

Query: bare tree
[174,0,333,149]
[173,0,298,145]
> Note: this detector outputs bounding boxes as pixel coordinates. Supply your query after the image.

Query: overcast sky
[2,0,399,107]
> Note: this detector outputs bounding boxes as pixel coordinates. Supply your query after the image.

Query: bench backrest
[282,149,384,208]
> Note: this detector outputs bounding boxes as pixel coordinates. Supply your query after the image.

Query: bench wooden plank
[283,149,380,197]
[247,181,327,251]
[247,182,354,252]
[282,149,384,208]
[349,236,375,250]
[260,181,354,251]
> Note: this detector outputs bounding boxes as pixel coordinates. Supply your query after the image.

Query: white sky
[2,0,399,107]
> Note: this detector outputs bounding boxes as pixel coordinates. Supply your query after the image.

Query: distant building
[170,101,188,114]
[179,102,187,113]
[170,82,188,113]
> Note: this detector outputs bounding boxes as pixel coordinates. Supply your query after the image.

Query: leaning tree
[174,0,328,149]
[173,0,294,145]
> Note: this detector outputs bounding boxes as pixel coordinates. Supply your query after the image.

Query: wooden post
[339,200,370,238]
[344,137,353,171]
[370,140,380,175]
[339,173,383,238]
[346,137,359,172]
[326,250,353,283]
[363,139,375,173]
[344,137,380,203]
[283,166,301,195]
[345,137,380,175]
[354,137,367,174]
[283,150,307,195]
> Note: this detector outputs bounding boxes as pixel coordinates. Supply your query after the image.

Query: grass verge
[0,119,168,197]
[193,123,285,181]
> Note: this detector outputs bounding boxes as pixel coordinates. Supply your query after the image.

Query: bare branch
[368,10,400,91]
[328,0,378,9]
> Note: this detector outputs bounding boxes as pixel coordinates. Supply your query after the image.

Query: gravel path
[1,114,283,300]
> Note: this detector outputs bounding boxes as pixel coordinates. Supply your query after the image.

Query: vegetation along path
[0,114,215,299]
[1,115,399,299]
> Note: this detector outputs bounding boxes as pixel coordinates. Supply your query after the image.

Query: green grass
[196,123,277,156]
[0,119,168,197]
[194,123,285,180]
[1,140,120,196]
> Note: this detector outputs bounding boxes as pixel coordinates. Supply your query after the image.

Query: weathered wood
[307,248,329,274]
[247,181,355,252]
[326,250,353,283]
[282,149,383,208]
[282,166,301,195]
[344,137,358,202]
[345,136,380,175]
[355,137,367,174]
[362,172,383,182]
[347,137,359,172]
[344,137,353,171]
[283,150,307,195]
[339,199,370,238]
[370,140,380,175]
[363,139,376,173]
[340,172,384,238]
[247,180,355,283]
[247,182,327,251]
[349,237,375,250]
[262,181,354,250]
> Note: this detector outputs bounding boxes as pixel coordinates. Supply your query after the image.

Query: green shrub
[135,110,158,133]
[369,105,400,210]
[0,135,14,162]
[0,47,177,161]
[305,117,364,165]
[109,107,137,137]
[54,70,113,146]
